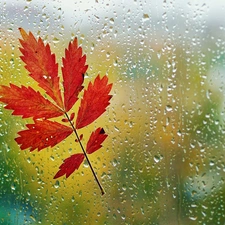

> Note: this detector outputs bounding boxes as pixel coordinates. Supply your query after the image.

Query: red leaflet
[19,28,63,108]
[62,118,69,122]
[75,134,83,142]
[54,153,84,179]
[15,120,73,151]
[70,112,75,121]
[86,128,108,154]
[0,84,63,119]
[76,75,112,129]
[62,38,88,112]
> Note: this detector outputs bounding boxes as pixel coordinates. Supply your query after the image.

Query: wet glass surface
[1,0,225,224]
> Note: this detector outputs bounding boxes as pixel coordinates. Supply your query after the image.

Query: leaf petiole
[64,112,105,195]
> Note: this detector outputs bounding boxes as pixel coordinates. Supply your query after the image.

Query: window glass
[1,0,225,224]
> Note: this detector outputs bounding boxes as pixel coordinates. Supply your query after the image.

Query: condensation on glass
[0,0,225,224]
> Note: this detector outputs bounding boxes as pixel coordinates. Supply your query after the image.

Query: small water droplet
[177,130,182,136]
[114,126,120,132]
[112,158,118,167]
[54,180,60,188]
[166,105,172,112]
[52,37,59,43]
[142,13,149,22]
[83,160,89,168]
[189,216,197,221]
[30,215,36,222]
[109,18,114,24]
[11,184,16,191]
[101,172,106,178]
[157,51,161,59]
[154,155,160,163]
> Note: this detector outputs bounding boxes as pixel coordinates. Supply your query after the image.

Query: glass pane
[1,0,225,224]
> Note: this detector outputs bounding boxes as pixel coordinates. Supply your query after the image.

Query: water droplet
[83,160,89,168]
[11,184,16,191]
[142,13,149,22]
[112,158,118,167]
[114,126,120,132]
[30,215,36,222]
[54,180,60,188]
[52,37,59,43]
[109,18,114,24]
[157,51,161,59]
[189,216,197,221]
[154,155,160,163]
[166,105,172,112]
[177,130,182,136]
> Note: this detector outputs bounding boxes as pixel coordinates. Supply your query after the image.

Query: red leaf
[62,38,88,112]
[61,118,69,122]
[54,153,84,179]
[86,128,108,154]
[15,120,73,151]
[19,28,63,108]
[76,75,112,129]
[0,84,63,119]
[75,134,83,142]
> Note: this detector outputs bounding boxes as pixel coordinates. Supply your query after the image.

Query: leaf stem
[65,112,105,195]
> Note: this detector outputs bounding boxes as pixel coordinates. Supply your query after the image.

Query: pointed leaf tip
[18,27,27,39]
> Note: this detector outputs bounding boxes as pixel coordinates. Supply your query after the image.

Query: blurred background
[1,0,225,224]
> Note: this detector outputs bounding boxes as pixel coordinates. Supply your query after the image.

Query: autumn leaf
[54,153,85,179]
[19,28,63,108]
[0,28,113,194]
[86,128,108,154]
[15,120,73,151]
[0,84,63,119]
[76,75,112,129]
[62,38,88,112]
